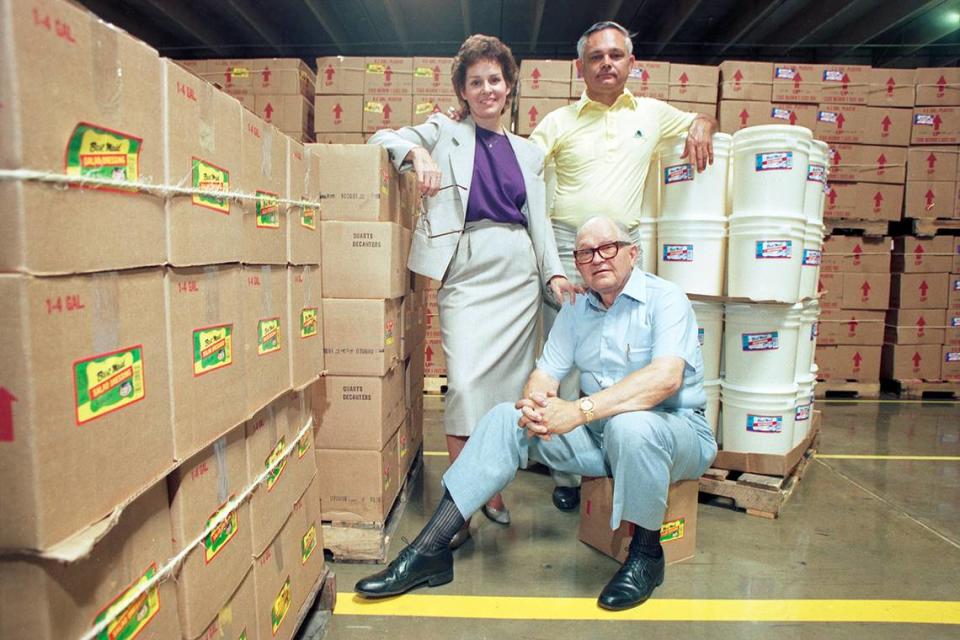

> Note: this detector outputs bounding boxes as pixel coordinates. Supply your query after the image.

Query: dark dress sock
[410,488,466,555]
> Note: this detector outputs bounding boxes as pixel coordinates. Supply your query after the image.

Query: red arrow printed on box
[919,280,929,298]
[528,105,539,122]
[325,65,335,82]
[927,152,938,169]
[853,351,863,368]
[912,351,923,369]
[860,280,871,299]
[739,109,750,126]
[938,75,947,97]
[0,387,16,442]
[881,115,892,133]
[886,77,896,95]
[733,69,743,88]
[925,190,936,209]
[873,191,883,210]
[917,316,927,336]
[852,243,863,264]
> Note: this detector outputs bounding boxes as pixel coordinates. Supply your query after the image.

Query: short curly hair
[451,34,518,116]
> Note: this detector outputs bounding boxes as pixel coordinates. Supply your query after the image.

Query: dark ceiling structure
[75,0,960,68]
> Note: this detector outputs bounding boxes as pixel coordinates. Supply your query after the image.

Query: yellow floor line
[334,594,960,624]
[819,398,959,404]
[817,454,960,461]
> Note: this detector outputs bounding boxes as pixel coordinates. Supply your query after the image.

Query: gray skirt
[438,221,541,436]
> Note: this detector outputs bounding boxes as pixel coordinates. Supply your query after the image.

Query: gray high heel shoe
[448,521,472,550]
[481,503,511,525]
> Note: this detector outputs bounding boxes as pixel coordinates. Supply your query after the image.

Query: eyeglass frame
[572,240,632,265]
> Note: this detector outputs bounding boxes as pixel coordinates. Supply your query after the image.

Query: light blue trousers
[443,403,718,530]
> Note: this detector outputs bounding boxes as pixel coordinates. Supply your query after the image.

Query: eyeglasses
[573,241,631,265]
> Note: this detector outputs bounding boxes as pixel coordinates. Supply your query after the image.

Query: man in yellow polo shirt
[530,21,717,511]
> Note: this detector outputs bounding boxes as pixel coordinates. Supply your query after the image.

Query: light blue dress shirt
[537,267,706,410]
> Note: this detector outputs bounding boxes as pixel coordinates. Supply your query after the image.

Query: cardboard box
[955,242,960,273]
[248,58,315,98]
[0,269,174,550]
[245,392,316,555]
[401,290,427,359]
[816,271,843,310]
[519,59,572,98]
[241,110,287,264]
[719,100,816,133]
[243,265,291,415]
[627,60,670,99]
[516,97,570,135]
[820,64,870,105]
[315,132,367,144]
[413,95,461,124]
[719,60,772,102]
[163,60,243,267]
[915,68,960,107]
[398,170,419,230]
[890,272,950,310]
[892,236,955,273]
[842,272,891,310]
[286,140,322,265]
[289,475,325,615]
[193,566,256,640]
[314,94,363,133]
[255,94,313,135]
[405,344,426,409]
[669,64,718,104]
[284,129,314,144]
[946,308,960,345]
[814,345,882,381]
[824,182,903,221]
[313,365,406,450]
[168,426,252,638]
[667,101,718,119]
[772,63,822,103]
[175,59,209,75]
[2,0,166,274]
[912,107,960,145]
[424,331,446,376]
[816,104,912,146]
[578,478,697,565]
[906,145,959,181]
[311,144,399,222]
[362,94,413,133]
[288,265,324,389]
[316,426,401,523]
[943,345,960,380]
[413,56,454,96]
[825,144,906,184]
[166,265,248,459]
[364,56,413,96]
[950,272,960,309]
[396,415,416,478]
[204,59,254,92]
[320,221,409,299]
[868,68,916,108]
[904,179,955,219]
[882,343,941,380]
[323,298,401,376]
[820,235,892,273]
[316,56,365,95]
[0,483,178,640]
[817,309,885,346]
[885,309,946,345]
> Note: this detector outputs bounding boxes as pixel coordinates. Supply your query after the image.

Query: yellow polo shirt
[530,90,697,230]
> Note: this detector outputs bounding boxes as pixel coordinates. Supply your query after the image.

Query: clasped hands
[515,391,582,441]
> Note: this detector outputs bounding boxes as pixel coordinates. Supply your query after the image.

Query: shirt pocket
[626,345,653,370]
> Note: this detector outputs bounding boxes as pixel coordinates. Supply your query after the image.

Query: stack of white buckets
[644,125,828,455]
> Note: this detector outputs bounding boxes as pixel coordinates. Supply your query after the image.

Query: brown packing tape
[90,272,120,355]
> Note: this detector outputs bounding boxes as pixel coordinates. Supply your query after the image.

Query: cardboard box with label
[818,309,885,346]
[772,63,822,103]
[912,107,960,145]
[915,68,960,107]
[398,170,419,230]
[842,272,891,310]
[955,242,960,272]
[241,110,287,264]
[323,298,401,376]
[2,0,166,274]
[243,265,291,415]
[906,145,960,181]
[820,64,870,104]
[193,566,257,640]
[627,60,670,99]
[320,221,409,299]
[166,265,248,459]
[168,426,252,639]
[362,94,414,132]
[289,476,325,616]
[204,59,254,92]
[815,344,882,381]
[950,272,960,309]
[286,140,322,265]
[667,101,718,119]
[904,179,956,219]
[316,426,401,523]
[942,345,960,380]
[719,60,772,102]
[885,309,947,345]
[413,56,454,96]
[401,290,427,359]
[892,236,955,273]
[311,143,399,222]
[516,97,570,135]
[0,269,174,550]
[669,64,718,104]
[314,95,363,133]
[164,60,244,267]
[816,104,912,146]
[578,478,697,565]
[312,365,406,450]
[412,95,461,125]
[824,182,903,221]
[816,271,843,310]
[868,68,915,107]
[288,265,324,389]
[948,307,960,346]
[719,100,816,133]
[519,59,573,98]
[882,343,941,380]
[821,235,892,273]
[0,482,179,640]
[316,56,365,95]
[255,94,313,136]
[249,58,315,98]
[364,57,414,96]
[890,272,950,310]
[825,144,906,184]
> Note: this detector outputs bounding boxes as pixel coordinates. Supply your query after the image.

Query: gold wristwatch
[578,397,596,422]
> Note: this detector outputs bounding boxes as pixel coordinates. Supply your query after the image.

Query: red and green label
[271,578,292,634]
[256,190,280,228]
[258,318,281,355]
[74,346,145,425]
[301,524,318,564]
[191,158,230,213]
[193,324,233,375]
[265,438,287,491]
[660,518,685,543]
[92,563,160,640]
[300,308,318,338]
[203,500,239,563]
[301,201,317,229]
[65,123,141,192]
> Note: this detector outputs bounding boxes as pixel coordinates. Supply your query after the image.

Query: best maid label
[65,123,142,192]
[73,346,146,425]
[756,240,792,259]
[756,151,793,171]
[747,414,783,433]
[663,244,694,262]
[193,324,233,375]
[191,158,230,213]
[255,190,280,228]
[742,331,779,351]
[663,163,693,184]
[92,563,161,640]
[257,318,281,355]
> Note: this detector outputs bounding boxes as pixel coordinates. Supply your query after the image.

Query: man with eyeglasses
[354,215,716,610]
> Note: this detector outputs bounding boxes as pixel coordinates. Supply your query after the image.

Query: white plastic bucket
[732,125,813,217]
[657,218,727,295]
[637,218,657,274]
[804,140,829,224]
[724,303,801,387]
[704,378,721,440]
[793,375,815,447]
[721,381,798,455]
[799,299,820,378]
[692,301,724,380]
[641,154,659,219]
[798,220,824,300]
[727,214,807,302]
[659,133,732,220]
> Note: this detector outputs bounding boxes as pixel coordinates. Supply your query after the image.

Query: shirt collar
[575,88,636,115]
[586,267,647,310]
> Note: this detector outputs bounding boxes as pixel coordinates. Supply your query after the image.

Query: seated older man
[354,215,717,610]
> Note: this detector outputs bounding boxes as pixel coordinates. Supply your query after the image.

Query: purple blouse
[464,127,528,226]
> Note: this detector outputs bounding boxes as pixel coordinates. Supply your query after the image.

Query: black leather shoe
[355,545,454,598]
[597,550,665,610]
[552,486,581,511]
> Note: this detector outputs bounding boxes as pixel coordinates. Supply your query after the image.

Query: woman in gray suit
[369,35,577,546]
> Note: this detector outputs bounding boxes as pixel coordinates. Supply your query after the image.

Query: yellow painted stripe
[423,451,447,457]
[335,595,960,624]
[819,398,959,404]
[818,454,960,461]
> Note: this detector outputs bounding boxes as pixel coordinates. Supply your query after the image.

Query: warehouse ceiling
[75,0,960,68]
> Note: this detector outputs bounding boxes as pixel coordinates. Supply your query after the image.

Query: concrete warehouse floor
[319,395,960,638]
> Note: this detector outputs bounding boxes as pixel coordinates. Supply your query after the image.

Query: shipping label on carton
[820,65,870,104]
[413,57,455,96]
[362,94,413,132]
[413,95,461,125]
[772,63,822,103]
[364,57,414,95]
[943,345,960,379]
[912,107,960,145]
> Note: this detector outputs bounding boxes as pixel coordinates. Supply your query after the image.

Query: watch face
[580,398,594,412]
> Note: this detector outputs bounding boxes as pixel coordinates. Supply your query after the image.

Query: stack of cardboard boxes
[718,61,814,134]
[668,63,719,119]
[517,59,575,135]
[948,262,960,382]
[313,55,366,143]
[2,2,326,638]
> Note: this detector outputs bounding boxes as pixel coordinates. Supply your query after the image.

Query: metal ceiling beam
[833,0,948,61]
[528,0,546,52]
[460,0,472,39]
[303,0,347,50]
[880,0,960,66]
[653,0,702,56]
[383,0,411,53]
[137,0,232,56]
[779,0,870,54]
[222,0,285,55]
[708,0,787,61]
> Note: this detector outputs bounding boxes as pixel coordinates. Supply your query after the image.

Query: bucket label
[663,244,694,262]
[914,114,935,126]
[811,322,818,340]
[65,123,142,193]
[742,331,779,351]
[659,518,685,542]
[802,249,822,266]
[774,67,797,80]
[756,151,793,171]
[73,346,146,425]
[203,500,239,564]
[663,163,693,185]
[191,158,230,213]
[746,414,783,433]
[946,352,960,363]
[92,563,161,640]
[807,163,826,183]
[193,324,234,376]
[795,404,811,421]
[697,327,705,346]
[756,240,792,259]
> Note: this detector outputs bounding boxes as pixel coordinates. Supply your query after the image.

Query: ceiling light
[946,10,960,25]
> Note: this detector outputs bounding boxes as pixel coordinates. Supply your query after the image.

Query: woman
[369,35,576,547]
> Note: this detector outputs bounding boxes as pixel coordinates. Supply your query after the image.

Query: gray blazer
[368,113,566,284]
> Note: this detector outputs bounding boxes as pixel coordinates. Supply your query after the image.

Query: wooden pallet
[824,219,888,237]
[881,378,960,400]
[814,380,880,399]
[293,567,337,640]
[424,376,447,395]
[699,444,817,519]
[910,217,960,237]
[321,447,424,562]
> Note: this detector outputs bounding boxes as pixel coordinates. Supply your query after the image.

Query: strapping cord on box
[0,168,324,211]
[74,415,313,640]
